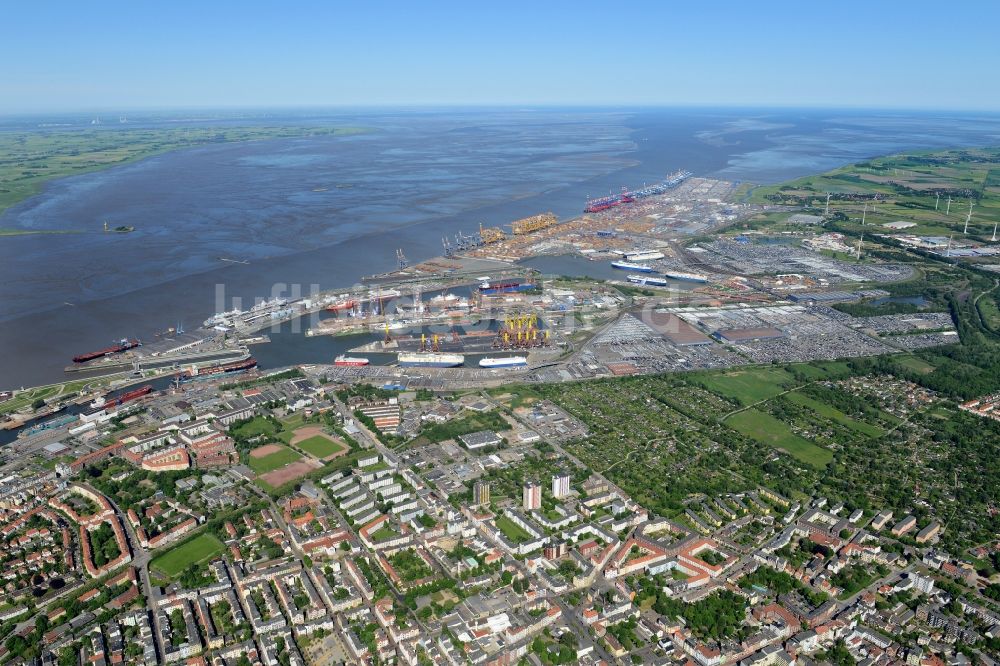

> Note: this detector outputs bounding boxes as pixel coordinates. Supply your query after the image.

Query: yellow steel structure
[479,223,507,244]
[511,212,558,235]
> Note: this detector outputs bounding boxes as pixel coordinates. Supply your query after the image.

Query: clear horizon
[3,0,999,113]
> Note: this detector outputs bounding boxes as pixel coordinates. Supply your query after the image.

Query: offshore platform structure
[479,222,507,245]
[493,312,550,350]
[396,248,408,270]
[511,212,558,235]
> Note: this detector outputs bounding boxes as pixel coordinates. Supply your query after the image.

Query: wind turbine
[964,201,974,234]
[946,196,952,215]
[935,192,940,211]
[825,193,831,216]
[861,202,867,226]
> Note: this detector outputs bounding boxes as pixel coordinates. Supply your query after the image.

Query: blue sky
[3,1,999,112]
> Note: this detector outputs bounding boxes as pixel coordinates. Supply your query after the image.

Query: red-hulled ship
[181,357,257,381]
[72,338,141,363]
[325,299,357,312]
[100,385,154,409]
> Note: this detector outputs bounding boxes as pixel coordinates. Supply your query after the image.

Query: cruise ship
[397,352,464,368]
[611,261,655,272]
[479,356,528,368]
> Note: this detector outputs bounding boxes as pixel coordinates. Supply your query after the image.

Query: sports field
[248,445,303,474]
[296,435,348,458]
[150,533,225,579]
[726,409,833,469]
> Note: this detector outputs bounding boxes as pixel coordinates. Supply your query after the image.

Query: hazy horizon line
[3,102,1000,118]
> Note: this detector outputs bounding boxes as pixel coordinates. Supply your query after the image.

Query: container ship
[479,356,528,368]
[584,194,620,213]
[334,355,370,367]
[72,338,141,363]
[397,352,464,368]
[584,170,692,213]
[91,385,153,410]
[611,261,655,272]
[627,275,669,287]
[662,271,709,283]
[182,357,257,382]
[478,281,536,295]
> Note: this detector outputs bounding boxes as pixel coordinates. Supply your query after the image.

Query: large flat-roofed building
[646,312,714,346]
[715,327,785,343]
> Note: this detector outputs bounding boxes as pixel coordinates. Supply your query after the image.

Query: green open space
[149,533,226,580]
[495,515,532,543]
[370,526,399,543]
[696,367,795,405]
[230,415,280,440]
[295,434,348,458]
[784,391,885,438]
[248,445,303,474]
[725,409,833,468]
[747,147,1000,242]
[896,355,937,374]
[410,409,509,446]
[387,549,434,583]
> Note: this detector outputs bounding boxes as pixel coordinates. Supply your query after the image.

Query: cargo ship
[334,355,370,367]
[611,261,655,272]
[182,357,257,382]
[397,352,464,368]
[662,271,709,283]
[583,170,692,214]
[584,194,620,213]
[479,356,528,368]
[91,385,154,410]
[478,281,536,295]
[627,275,669,287]
[72,338,141,363]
